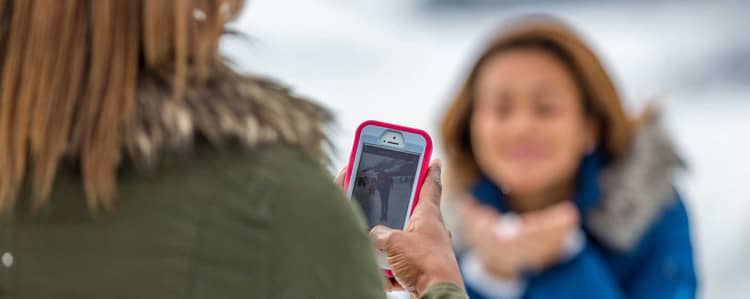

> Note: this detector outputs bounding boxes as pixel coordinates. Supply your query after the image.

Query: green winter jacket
[0,71,467,299]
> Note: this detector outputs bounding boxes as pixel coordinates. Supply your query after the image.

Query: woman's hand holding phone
[369,160,464,296]
[336,161,464,296]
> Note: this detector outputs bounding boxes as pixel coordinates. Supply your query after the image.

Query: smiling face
[470,46,598,207]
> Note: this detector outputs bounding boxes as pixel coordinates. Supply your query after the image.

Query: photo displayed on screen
[352,144,420,229]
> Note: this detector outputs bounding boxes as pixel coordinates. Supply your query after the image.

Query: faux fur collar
[124,64,332,169]
[586,112,684,252]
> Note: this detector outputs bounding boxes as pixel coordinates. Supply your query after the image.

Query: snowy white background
[221,1,750,298]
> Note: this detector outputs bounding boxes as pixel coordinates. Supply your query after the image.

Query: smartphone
[344,120,432,276]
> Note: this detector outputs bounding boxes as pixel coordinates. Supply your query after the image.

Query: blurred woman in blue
[440,16,697,299]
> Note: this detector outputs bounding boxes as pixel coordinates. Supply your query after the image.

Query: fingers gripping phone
[344,120,433,277]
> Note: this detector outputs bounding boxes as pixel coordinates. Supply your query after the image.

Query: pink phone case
[344,120,433,278]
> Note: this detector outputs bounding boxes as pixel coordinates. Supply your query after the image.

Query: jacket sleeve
[267,147,386,299]
[524,194,697,299]
[420,283,470,299]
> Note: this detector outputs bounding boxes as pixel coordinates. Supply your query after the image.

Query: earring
[193,8,207,22]
[499,184,510,194]
[220,2,232,19]
[586,142,597,155]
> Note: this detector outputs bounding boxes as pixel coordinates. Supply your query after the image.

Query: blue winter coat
[461,142,698,299]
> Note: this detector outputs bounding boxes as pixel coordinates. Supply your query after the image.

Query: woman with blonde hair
[441,16,697,298]
[0,1,466,298]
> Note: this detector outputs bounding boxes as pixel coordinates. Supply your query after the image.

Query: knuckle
[432,174,443,193]
[385,231,405,247]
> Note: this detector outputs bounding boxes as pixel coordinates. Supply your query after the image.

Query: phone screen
[351,144,420,230]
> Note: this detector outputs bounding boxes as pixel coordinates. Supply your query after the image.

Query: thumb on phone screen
[369,160,463,296]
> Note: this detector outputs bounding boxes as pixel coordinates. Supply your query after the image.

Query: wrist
[484,262,521,280]
[416,259,464,295]
[562,228,586,261]
[462,251,526,299]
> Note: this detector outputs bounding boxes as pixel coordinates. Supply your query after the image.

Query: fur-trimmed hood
[123,64,332,169]
[587,112,684,251]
